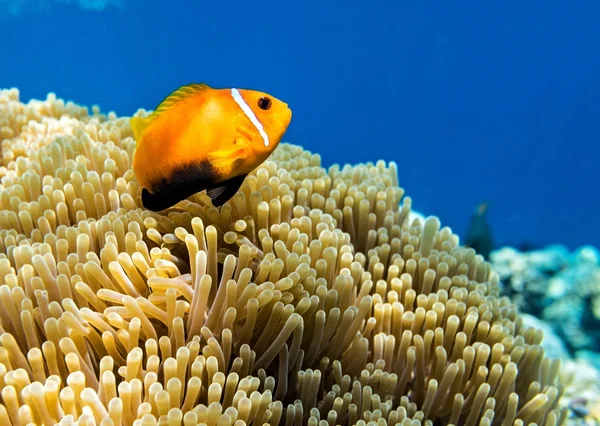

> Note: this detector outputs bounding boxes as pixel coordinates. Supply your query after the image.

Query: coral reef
[559,357,600,425]
[491,245,600,425]
[0,87,568,425]
[490,245,600,363]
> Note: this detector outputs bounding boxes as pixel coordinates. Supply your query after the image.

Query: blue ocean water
[1,0,598,251]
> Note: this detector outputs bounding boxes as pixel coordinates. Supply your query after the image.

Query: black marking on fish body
[142,160,246,212]
[143,160,220,211]
[142,188,182,212]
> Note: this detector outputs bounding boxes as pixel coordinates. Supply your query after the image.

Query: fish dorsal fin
[130,83,211,140]
[152,83,212,117]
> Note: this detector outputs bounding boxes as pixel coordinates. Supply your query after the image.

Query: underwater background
[1,1,600,425]
[1,0,599,250]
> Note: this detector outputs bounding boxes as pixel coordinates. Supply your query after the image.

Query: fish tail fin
[130,116,149,141]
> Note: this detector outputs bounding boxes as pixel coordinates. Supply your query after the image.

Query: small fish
[130,83,292,211]
[464,202,495,259]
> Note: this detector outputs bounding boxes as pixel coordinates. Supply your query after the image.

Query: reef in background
[491,245,600,365]
[491,244,600,424]
[0,87,581,425]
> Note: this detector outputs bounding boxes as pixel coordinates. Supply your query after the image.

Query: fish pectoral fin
[206,146,246,170]
[235,137,251,148]
[206,174,247,207]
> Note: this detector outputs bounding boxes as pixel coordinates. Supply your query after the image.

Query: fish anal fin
[206,174,247,207]
[141,160,218,211]
[152,83,212,117]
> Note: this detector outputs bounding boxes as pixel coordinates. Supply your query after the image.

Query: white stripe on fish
[230,88,270,147]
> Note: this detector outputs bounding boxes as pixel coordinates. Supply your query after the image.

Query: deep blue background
[1,0,598,250]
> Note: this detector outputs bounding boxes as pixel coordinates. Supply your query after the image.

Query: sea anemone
[0,88,566,426]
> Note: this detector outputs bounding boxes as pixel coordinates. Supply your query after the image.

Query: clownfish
[129,83,292,212]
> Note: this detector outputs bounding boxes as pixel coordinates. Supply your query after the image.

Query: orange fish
[130,83,292,211]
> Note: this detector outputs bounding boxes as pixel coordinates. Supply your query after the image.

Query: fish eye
[258,97,272,110]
